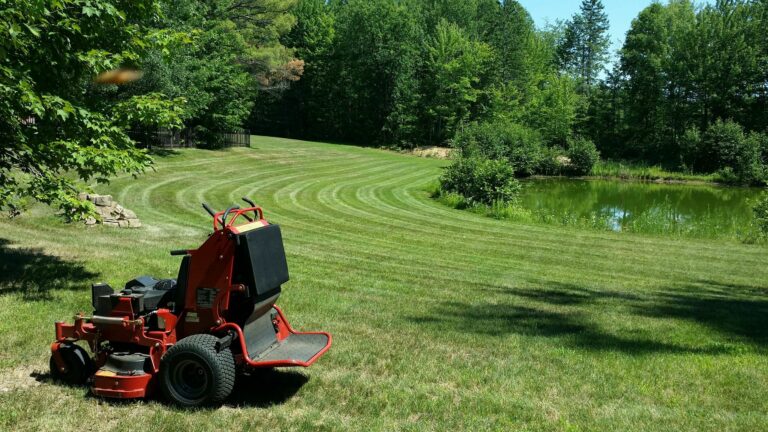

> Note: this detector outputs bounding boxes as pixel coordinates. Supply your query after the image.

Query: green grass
[1,136,767,431]
[590,160,718,183]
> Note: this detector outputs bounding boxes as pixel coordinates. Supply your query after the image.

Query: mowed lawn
[0,136,767,431]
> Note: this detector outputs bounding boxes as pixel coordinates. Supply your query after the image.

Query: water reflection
[519,179,763,237]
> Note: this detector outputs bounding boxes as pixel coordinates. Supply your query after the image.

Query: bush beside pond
[683,120,767,185]
[439,157,521,206]
[566,137,600,176]
[451,120,599,178]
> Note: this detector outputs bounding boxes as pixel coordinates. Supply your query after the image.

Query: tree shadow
[409,300,730,355]
[481,281,644,306]
[0,238,97,300]
[409,276,768,355]
[634,280,768,346]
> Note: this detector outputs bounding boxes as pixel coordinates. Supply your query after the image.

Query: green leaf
[23,24,41,37]
[82,6,99,17]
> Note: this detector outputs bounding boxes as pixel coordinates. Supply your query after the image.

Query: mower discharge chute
[49,199,332,406]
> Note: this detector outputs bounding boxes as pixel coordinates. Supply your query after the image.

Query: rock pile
[79,193,141,228]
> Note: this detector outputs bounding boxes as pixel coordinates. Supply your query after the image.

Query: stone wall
[79,193,141,228]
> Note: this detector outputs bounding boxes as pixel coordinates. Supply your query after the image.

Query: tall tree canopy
[130,0,299,142]
[0,0,183,218]
[0,0,299,218]
[252,0,578,148]
[612,0,768,171]
[558,0,611,89]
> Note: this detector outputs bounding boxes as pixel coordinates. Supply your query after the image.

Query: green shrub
[701,120,762,184]
[758,132,768,165]
[194,125,225,149]
[505,125,544,177]
[680,127,702,170]
[537,146,567,176]
[714,167,738,184]
[452,122,505,159]
[452,121,543,177]
[566,137,600,175]
[754,193,768,236]
[440,157,521,206]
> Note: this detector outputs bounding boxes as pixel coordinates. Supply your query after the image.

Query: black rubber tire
[159,334,235,407]
[49,343,94,386]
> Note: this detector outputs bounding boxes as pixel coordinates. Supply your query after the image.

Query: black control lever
[202,202,225,226]
[202,202,216,217]
[241,197,261,221]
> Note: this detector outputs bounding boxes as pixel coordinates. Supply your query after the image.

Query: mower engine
[50,199,332,406]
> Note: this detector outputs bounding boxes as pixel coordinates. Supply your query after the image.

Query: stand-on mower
[49,199,332,407]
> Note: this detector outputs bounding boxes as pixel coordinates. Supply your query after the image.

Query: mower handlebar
[221,206,240,226]
[205,202,266,231]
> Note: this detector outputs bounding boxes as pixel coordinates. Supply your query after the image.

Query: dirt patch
[0,365,46,393]
[406,146,454,159]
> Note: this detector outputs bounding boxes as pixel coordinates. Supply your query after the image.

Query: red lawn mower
[49,199,332,407]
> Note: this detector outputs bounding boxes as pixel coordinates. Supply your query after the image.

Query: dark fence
[129,128,251,149]
[220,130,251,147]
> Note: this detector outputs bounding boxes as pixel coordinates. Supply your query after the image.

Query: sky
[516,1,658,53]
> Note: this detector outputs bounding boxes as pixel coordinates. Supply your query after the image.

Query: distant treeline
[3,0,768,218]
[251,0,768,183]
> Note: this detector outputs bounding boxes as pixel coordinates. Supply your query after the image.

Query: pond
[518,178,765,238]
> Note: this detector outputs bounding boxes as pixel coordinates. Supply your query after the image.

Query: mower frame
[51,201,332,402]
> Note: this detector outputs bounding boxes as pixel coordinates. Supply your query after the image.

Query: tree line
[2,0,767,218]
[253,0,768,185]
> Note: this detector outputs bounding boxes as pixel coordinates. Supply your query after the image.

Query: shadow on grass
[31,370,54,385]
[40,367,308,408]
[148,147,181,157]
[482,281,644,305]
[409,279,768,354]
[636,281,768,346]
[227,368,309,407]
[0,238,96,300]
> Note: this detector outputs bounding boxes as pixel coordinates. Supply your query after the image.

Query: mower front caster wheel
[159,334,236,407]
[49,343,94,386]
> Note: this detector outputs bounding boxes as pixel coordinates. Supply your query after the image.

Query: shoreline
[528,174,724,187]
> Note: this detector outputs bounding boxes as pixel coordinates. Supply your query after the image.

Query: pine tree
[558,0,610,89]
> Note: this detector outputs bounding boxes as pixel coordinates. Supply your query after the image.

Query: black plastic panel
[233,224,289,300]
[243,312,279,358]
[124,275,157,290]
[103,352,151,375]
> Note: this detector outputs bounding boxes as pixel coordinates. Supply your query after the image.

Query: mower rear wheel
[159,334,235,407]
[49,343,94,386]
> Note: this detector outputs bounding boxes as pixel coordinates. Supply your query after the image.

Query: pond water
[518,178,765,238]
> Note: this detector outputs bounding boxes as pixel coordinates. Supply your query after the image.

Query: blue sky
[517,1,662,53]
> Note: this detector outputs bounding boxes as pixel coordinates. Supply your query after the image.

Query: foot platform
[240,305,331,367]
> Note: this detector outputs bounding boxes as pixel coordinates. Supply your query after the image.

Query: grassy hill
[0,136,767,431]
